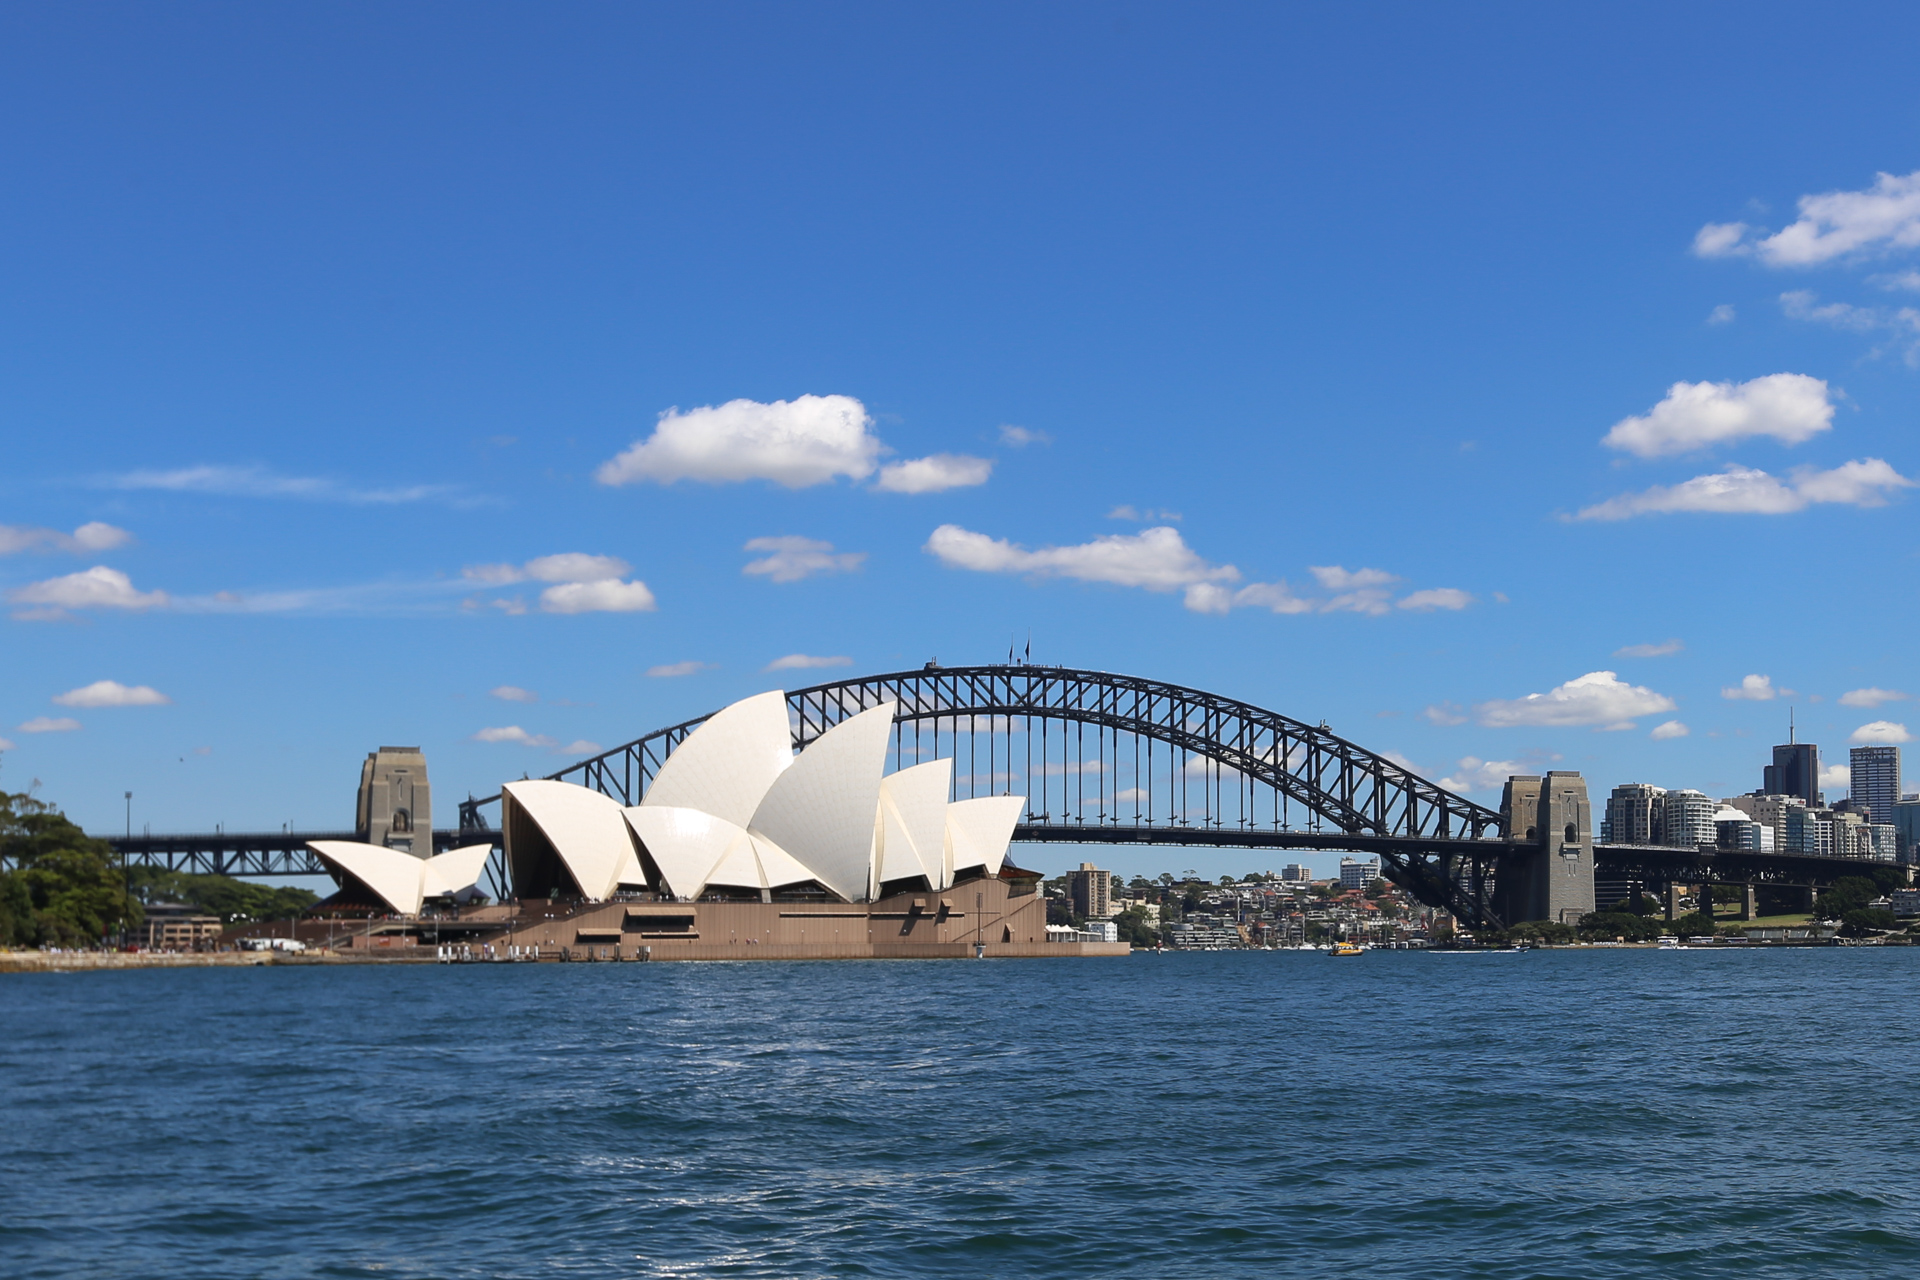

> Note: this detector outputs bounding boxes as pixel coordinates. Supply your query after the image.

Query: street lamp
[122,791,133,950]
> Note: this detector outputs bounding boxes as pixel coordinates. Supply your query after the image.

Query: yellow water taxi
[1328,940,1365,957]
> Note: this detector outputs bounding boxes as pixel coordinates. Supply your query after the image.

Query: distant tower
[357,747,431,857]
[1763,716,1821,807]
[1850,745,1900,823]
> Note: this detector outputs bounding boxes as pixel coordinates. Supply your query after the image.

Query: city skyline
[2,6,1917,881]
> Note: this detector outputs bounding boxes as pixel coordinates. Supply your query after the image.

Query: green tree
[1111,904,1159,947]
[1507,920,1576,945]
[126,866,318,923]
[1576,911,1666,942]
[1,791,140,947]
[1813,876,1881,921]
[1840,907,1898,938]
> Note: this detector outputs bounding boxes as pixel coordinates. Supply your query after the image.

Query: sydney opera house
[304,691,1121,959]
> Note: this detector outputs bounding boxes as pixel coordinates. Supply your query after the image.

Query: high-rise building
[1786,806,1833,856]
[1603,783,1666,845]
[1661,789,1717,848]
[1279,864,1311,883]
[1764,741,1822,808]
[1896,800,1920,865]
[1338,856,1382,892]
[1850,745,1901,823]
[1066,862,1113,919]
[356,746,431,857]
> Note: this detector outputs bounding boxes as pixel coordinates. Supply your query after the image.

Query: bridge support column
[1665,883,1684,920]
[1495,772,1596,925]
[1738,884,1757,921]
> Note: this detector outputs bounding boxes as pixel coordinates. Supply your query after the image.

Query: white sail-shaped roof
[876,758,952,890]
[503,779,634,900]
[422,844,493,901]
[750,833,819,890]
[748,701,896,903]
[622,805,746,900]
[945,795,1024,878]
[640,689,793,828]
[309,840,430,916]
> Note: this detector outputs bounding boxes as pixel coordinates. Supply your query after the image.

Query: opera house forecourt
[302,691,1125,960]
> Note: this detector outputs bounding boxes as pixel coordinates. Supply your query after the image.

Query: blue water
[5,950,1920,1278]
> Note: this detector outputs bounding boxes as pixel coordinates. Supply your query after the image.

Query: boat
[1328,940,1365,957]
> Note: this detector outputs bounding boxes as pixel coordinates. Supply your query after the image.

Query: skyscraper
[1764,741,1821,807]
[1850,745,1901,823]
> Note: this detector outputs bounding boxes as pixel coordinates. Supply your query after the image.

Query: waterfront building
[1785,806,1833,857]
[1850,745,1901,823]
[1338,856,1381,892]
[141,902,224,950]
[357,746,430,856]
[1603,783,1666,845]
[1066,862,1114,919]
[1764,741,1821,808]
[1661,789,1717,848]
[309,841,494,916]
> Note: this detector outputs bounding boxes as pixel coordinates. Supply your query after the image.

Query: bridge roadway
[86,824,1897,904]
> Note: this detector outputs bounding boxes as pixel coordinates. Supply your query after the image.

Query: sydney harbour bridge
[100,664,1884,929]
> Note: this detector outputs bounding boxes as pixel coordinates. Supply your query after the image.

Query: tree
[1508,920,1575,945]
[126,866,318,923]
[1813,876,1881,921]
[1365,877,1392,898]
[1576,911,1666,943]
[1111,904,1159,947]
[1,791,140,947]
[1840,907,1897,938]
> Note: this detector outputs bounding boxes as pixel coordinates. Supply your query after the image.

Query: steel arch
[458,664,1510,923]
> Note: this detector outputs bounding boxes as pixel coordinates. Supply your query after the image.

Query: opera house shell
[500,693,1023,906]
[305,690,1120,959]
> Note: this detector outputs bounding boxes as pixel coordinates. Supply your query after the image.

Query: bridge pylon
[1496,772,1596,926]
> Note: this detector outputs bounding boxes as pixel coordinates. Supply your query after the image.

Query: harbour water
[5,949,1920,1278]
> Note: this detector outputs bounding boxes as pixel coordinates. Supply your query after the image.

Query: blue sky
[3,2,1918,879]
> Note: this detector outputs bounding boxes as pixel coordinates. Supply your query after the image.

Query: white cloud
[1779,290,1920,362]
[741,536,866,583]
[1722,674,1777,701]
[559,739,602,755]
[1601,375,1833,458]
[19,716,81,733]
[764,653,853,672]
[463,553,654,614]
[1475,671,1676,730]
[1707,304,1737,325]
[1309,565,1400,616]
[538,579,656,614]
[1397,588,1473,612]
[0,521,132,555]
[1850,720,1913,744]
[1438,757,1530,793]
[874,454,993,494]
[0,737,12,750]
[1697,171,1920,267]
[490,685,538,703]
[1693,222,1751,258]
[1819,762,1852,792]
[8,566,170,618]
[1422,703,1468,727]
[595,395,881,489]
[52,680,170,708]
[926,525,1467,619]
[473,726,555,747]
[1840,687,1908,708]
[1572,459,1912,521]
[926,524,1239,594]
[465,553,631,585]
[1107,505,1182,522]
[647,660,711,678]
[1615,639,1683,658]
[1221,581,1315,615]
[105,464,449,505]
[999,425,1049,447]
[1650,720,1690,740]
